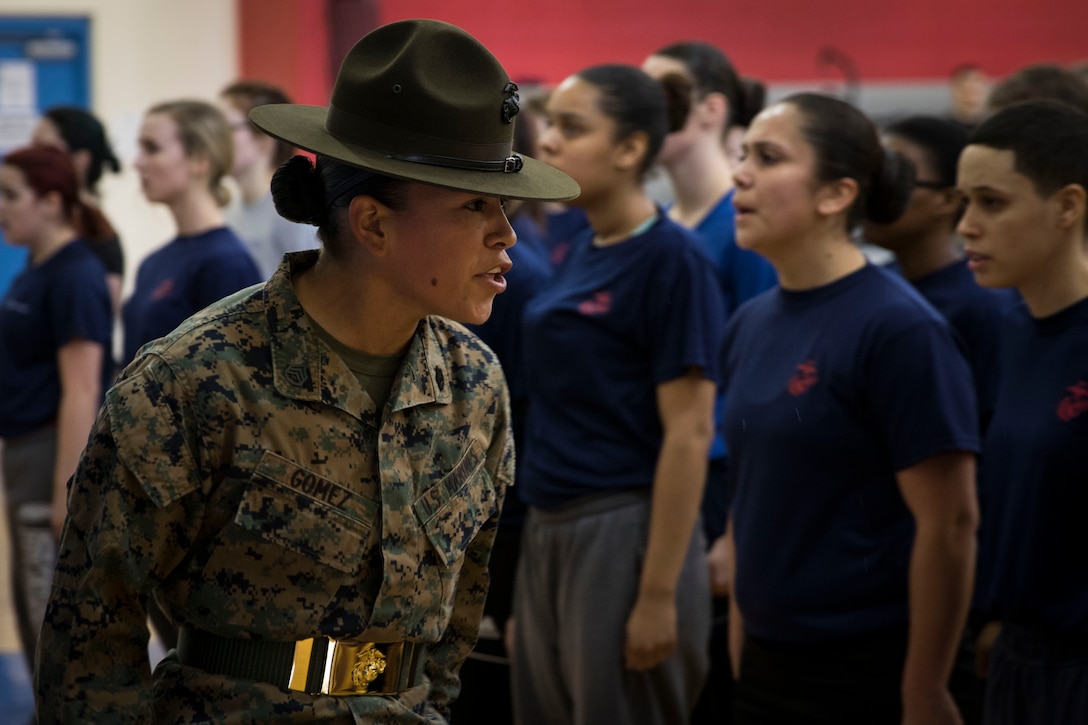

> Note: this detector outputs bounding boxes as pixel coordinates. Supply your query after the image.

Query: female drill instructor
[34,19,578,724]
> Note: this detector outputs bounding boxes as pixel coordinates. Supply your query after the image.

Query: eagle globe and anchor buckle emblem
[291,638,416,695]
[350,644,387,690]
[324,641,387,695]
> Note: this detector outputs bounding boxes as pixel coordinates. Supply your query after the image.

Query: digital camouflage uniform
[35,251,513,724]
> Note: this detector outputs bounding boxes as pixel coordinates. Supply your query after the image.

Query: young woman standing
[722,94,980,725]
[957,100,1088,725]
[31,106,125,313]
[0,146,112,702]
[865,116,1012,431]
[642,42,776,317]
[512,64,726,725]
[122,99,260,363]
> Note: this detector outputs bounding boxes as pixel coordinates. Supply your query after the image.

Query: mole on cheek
[431,278,438,287]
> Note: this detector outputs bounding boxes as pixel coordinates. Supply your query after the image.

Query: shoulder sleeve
[35,360,208,720]
[645,237,728,385]
[866,317,981,470]
[48,254,112,347]
[422,373,512,717]
[192,237,262,310]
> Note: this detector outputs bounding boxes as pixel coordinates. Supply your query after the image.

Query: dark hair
[221,80,297,167]
[968,100,1088,224]
[783,93,914,229]
[988,64,1088,115]
[271,155,408,256]
[42,106,120,194]
[653,41,764,129]
[2,145,115,242]
[575,64,690,175]
[884,115,969,188]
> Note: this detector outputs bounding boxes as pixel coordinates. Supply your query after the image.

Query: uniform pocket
[236,451,379,574]
[412,440,497,567]
[191,451,380,634]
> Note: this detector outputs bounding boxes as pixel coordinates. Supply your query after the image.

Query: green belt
[176,626,424,696]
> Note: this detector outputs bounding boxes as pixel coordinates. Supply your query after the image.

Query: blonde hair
[147,99,234,207]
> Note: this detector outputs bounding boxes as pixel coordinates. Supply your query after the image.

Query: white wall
[0,0,238,294]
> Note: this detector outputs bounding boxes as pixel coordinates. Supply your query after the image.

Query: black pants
[983,624,1088,725]
[735,626,907,725]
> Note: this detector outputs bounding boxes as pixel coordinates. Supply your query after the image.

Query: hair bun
[866,148,914,224]
[271,155,325,226]
[735,76,766,128]
[657,72,694,134]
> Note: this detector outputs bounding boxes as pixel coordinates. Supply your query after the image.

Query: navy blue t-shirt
[977,296,1088,636]
[0,241,113,438]
[122,226,260,363]
[723,263,979,642]
[521,215,726,509]
[540,206,589,269]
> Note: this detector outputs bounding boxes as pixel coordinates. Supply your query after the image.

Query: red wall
[238,0,1088,100]
[237,0,331,105]
[376,0,1088,84]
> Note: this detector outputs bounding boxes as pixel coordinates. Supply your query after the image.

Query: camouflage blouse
[35,251,513,723]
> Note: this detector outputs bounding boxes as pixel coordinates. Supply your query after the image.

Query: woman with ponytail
[720,93,980,724]
[512,64,726,725]
[33,106,125,313]
[642,42,776,318]
[121,99,260,364]
[0,146,113,701]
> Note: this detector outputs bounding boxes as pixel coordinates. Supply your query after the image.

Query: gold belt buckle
[289,638,409,695]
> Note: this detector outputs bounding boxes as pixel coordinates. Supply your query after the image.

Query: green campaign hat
[251,18,579,202]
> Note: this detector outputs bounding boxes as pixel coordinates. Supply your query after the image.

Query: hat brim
[251,104,579,203]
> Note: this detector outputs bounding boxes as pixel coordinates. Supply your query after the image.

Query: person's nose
[490,205,517,249]
[956,202,979,239]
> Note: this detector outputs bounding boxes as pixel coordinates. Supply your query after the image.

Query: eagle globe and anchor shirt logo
[1057,380,1088,422]
[787,359,819,397]
[578,289,612,316]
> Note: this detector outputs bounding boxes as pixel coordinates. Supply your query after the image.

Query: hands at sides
[707,531,732,598]
[625,590,678,670]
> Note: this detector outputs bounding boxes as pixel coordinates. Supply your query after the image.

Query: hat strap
[391,152,523,174]
[326,103,514,165]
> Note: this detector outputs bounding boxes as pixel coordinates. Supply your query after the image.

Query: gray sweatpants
[1,425,59,667]
[511,490,711,725]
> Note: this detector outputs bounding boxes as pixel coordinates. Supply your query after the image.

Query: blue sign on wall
[0,16,90,297]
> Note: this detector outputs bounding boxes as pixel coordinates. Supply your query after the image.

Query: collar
[264,251,453,418]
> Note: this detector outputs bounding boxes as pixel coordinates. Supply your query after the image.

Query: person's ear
[254,132,277,159]
[187,150,212,181]
[815,177,859,217]
[934,187,966,218]
[348,194,391,254]
[698,92,729,131]
[1051,183,1087,231]
[38,189,65,220]
[613,131,649,173]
